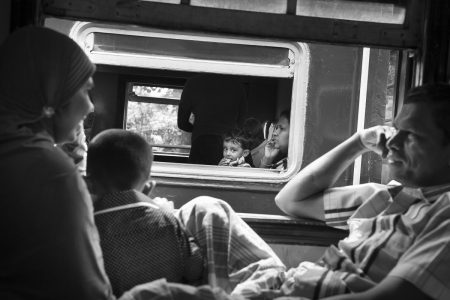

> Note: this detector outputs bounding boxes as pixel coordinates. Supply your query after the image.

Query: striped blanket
[120,196,286,300]
[176,197,286,297]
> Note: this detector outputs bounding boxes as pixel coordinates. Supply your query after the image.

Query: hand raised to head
[359,125,396,158]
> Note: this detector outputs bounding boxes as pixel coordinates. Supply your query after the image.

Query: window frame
[70,21,310,184]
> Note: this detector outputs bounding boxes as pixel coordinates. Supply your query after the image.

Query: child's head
[243,117,264,149]
[87,129,153,194]
[223,130,251,161]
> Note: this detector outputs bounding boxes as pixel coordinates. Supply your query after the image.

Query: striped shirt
[320,182,450,300]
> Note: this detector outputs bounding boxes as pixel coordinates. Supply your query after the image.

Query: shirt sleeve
[323,183,389,230]
[388,195,450,300]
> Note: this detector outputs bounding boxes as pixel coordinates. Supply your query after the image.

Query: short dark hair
[87,129,153,190]
[278,109,291,123]
[223,129,251,150]
[405,83,450,143]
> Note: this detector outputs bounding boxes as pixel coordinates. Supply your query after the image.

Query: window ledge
[239,213,348,246]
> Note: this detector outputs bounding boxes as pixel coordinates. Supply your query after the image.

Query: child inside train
[86,129,204,297]
[218,129,253,168]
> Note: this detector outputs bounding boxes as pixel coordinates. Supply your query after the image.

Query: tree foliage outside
[132,85,183,99]
[126,86,191,154]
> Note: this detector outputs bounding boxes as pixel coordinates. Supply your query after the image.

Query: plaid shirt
[309,182,450,300]
[94,190,204,297]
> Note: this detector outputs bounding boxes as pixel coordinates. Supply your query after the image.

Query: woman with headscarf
[0,26,114,299]
[0,26,285,300]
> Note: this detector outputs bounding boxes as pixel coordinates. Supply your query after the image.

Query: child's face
[223,140,246,161]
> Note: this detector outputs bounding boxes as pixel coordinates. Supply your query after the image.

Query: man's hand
[358,126,396,158]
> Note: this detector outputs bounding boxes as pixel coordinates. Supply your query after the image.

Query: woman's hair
[87,129,153,191]
[0,26,95,136]
[278,109,291,123]
[243,117,264,149]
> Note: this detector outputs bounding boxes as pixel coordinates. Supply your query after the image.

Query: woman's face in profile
[272,116,290,155]
[53,77,95,143]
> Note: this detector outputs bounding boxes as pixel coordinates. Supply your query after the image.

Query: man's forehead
[394,102,435,132]
[394,103,418,123]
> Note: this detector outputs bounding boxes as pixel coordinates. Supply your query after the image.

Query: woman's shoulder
[32,141,77,176]
[1,133,77,179]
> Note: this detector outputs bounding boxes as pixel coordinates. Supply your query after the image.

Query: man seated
[119,83,449,299]
[271,83,450,299]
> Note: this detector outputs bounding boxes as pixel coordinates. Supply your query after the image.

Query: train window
[125,83,191,158]
[60,20,306,183]
[87,32,291,68]
[190,0,288,14]
[45,18,399,186]
[295,0,405,24]
[145,0,181,4]
[188,0,405,24]
[70,22,295,78]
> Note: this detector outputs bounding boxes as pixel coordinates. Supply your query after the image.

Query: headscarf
[0,26,95,138]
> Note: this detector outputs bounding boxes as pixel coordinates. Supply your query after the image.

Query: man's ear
[243,149,250,157]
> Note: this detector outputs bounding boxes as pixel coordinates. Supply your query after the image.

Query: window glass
[190,0,287,14]
[141,0,181,4]
[132,84,182,100]
[125,84,191,156]
[296,0,405,24]
[89,32,291,67]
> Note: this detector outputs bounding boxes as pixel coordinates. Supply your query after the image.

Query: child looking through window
[87,129,204,297]
[218,130,252,168]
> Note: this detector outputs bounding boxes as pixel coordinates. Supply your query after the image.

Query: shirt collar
[420,183,450,203]
[402,183,450,204]
[94,189,143,211]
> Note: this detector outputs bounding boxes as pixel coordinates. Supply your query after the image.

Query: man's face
[386,102,450,187]
[223,140,246,161]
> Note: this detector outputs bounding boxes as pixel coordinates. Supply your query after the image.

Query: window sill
[239,213,348,246]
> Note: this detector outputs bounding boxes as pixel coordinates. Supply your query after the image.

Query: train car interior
[2,0,449,268]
